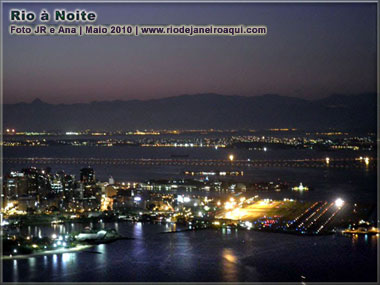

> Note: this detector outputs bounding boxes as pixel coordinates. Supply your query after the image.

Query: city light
[65,131,79,135]
[335,198,344,208]
[292,183,309,191]
[224,202,233,210]
[2,126,376,282]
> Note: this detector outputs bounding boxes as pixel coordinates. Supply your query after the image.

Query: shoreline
[2,244,94,260]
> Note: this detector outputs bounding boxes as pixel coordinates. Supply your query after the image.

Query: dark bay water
[3,222,378,282]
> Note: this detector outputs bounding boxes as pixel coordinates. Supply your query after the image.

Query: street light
[229,154,234,161]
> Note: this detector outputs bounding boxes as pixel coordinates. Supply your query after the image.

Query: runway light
[335,198,344,208]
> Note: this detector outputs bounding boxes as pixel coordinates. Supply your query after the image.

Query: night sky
[3,3,377,104]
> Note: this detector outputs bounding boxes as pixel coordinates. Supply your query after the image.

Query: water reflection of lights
[222,248,238,281]
[133,222,143,238]
[223,250,237,263]
[13,260,18,282]
[62,253,74,263]
[96,244,107,263]
[28,257,36,267]
[352,234,359,246]
[59,225,66,234]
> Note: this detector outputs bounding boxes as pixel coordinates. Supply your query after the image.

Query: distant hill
[3,93,377,132]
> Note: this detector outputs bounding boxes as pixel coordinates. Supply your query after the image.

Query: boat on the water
[75,228,119,242]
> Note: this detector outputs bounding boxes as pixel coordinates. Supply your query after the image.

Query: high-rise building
[80,167,95,183]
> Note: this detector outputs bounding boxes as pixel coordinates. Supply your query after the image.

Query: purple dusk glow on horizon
[3,3,377,104]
